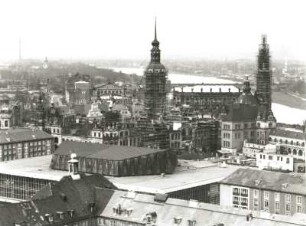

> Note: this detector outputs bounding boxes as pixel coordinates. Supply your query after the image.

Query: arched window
[298,150,303,156]
[290,140,293,145]
[274,138,277,142]
[4,120,8,127]
[285,140,288,144]
[293,149,297,155]
[302,142,305,147]
[296,141,300,146]
[280,139,283,144]
[288,148,291,154]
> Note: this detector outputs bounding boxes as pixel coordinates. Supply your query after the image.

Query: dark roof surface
[220,168,306,195]
[54,141,167,161]
[270,129,305,140]
[222,103,258,122]
[0,128,53,144]
[0,174,116,226]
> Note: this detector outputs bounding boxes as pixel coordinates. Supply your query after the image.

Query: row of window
[270,137,305,146]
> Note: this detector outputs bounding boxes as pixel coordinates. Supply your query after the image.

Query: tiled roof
[0,128,53,144]
[270,129,305,140]
[101,190,306,226]
[220,168,306,195]
[0,174,116,226]
[54,141,167,161]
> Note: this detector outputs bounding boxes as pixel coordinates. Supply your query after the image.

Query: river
[110,67,306,125]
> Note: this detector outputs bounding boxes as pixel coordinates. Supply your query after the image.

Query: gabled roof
[53,141,167,161]
[0,174,116,226]
[0,128,53,144]
[100,190,306,226]
[220,168,306,195]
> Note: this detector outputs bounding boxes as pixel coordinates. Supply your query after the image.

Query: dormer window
[188,220,196,226]
[174,217,182,224]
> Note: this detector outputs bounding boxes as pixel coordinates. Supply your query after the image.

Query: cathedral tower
[255,35,276,145]
[144,20,167,120]
[256,35,274,120]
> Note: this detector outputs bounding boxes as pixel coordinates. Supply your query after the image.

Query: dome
[236,92,258,106]
[145,62,167,71]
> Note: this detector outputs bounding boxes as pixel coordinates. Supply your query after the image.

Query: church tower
[144,20,168,120]
[255,35,276,145]
[256,35,274,120]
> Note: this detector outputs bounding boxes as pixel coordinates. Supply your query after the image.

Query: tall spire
[150,18,160,63]
[154,17,157,41]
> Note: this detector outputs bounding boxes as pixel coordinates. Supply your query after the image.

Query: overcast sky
[0,0,305,62]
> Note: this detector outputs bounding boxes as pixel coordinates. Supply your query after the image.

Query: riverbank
[272,91,306,110]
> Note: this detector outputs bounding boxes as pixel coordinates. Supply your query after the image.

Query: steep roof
[222,103,258,122]
[0,128,53,144]
[101,190,306,226]
[0,174,116,226]
[220,168,306,195]
[54,141,167,161]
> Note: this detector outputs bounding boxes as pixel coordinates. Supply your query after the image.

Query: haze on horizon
[0,0,305,62]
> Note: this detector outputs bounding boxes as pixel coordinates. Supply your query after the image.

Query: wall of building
[220,183,306,216]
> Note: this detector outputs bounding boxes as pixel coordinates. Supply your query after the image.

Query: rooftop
[173,84,240,93]
[221,168,306,195]
[270,128,305,140]
[0,174,116,226]
[0,156,239,194]
[0,128,54,144]
[54,141,167,161]
[101,190,306,226]
[0,155,66,181]
[106,161,240,193]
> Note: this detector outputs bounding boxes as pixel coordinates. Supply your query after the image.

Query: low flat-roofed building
[220,168,306,216]
[0,155,237,204]
[106,161,240,204]
[0,155,66,202]
[50,141,177,177]
[0,128,54,162]
[100,189,306,226]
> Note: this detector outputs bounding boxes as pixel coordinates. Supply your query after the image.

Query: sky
[0,0,306,62]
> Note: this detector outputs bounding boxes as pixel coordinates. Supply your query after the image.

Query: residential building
[0,128,54,162]
[220,168,306,215]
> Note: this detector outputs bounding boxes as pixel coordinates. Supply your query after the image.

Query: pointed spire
[154,17,157,41]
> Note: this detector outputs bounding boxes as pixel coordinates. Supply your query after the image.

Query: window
[297,196,302,204]
[275,202,280,210]
[286,194,291,203]
[297,205,302,213]
[268,155,273,160]
[286,158,290,164]
[286,204,291,213]
[264,191,269,199]
[253,189,259,197]
[274,193,280,201]
[264,200,269,210]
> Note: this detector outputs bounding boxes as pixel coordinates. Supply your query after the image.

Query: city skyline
[0,0,306,62]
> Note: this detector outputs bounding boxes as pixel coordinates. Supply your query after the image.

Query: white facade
[256,153,294,172]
